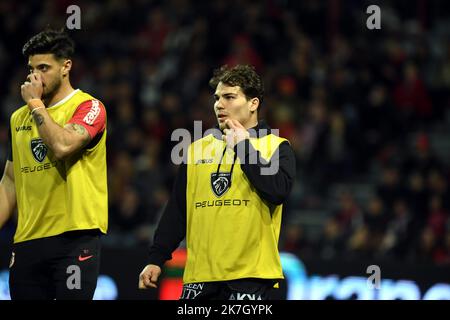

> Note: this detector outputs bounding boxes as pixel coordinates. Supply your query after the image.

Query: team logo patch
[30,138,48,162]
[211,172,232,197]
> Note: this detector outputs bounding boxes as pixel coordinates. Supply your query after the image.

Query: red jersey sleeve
[67,99,106,139]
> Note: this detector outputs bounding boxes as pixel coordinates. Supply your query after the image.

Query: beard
[41,78,62,101]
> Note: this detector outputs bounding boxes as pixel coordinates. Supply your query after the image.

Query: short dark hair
[209,64,264,107]
[22,28,75,60]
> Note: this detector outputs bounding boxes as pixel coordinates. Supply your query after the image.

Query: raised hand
[222,119,250,149]
[21,73,43,103]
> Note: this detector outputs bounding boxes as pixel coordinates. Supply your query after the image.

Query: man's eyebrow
[214,92,237,96]
[29,63,51,68]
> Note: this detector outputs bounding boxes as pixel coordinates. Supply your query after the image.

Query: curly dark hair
[209,64,264,107]
[22,28,75,60]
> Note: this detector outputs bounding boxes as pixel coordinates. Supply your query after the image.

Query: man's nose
[215,99,224,109]
[29,70,41,77]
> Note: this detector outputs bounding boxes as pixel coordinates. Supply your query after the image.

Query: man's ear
[62,59,72,77]
[249,97,259,112]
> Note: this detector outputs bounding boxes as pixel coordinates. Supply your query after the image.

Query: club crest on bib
[30,138,48,162]
[211,172,232,197]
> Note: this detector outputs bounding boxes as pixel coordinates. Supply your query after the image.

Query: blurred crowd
[0,0,450,265]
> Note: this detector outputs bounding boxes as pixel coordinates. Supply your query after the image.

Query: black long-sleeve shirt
[148,121,296,267]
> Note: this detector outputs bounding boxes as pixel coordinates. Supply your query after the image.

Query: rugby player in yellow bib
[0,29,108,300]
[139,65,296,300]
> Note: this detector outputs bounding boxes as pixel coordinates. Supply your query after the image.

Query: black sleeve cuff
[148,250,170,268]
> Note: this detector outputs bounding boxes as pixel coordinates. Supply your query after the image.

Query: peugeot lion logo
[30,138,48,162]
[211,172,232,197]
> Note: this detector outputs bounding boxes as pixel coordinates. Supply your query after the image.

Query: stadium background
[1,0,450,299]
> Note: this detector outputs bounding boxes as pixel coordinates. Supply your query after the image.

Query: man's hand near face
[21,73,43,104]
[222,119,250,149]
